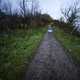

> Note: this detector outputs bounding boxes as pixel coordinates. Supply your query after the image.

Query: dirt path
[24,32,80,80]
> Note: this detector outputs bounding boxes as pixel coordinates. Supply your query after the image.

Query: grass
[0,27,46,80]
[54,27,80,65]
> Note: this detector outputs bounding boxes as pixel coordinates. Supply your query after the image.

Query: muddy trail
[24,31,80,80]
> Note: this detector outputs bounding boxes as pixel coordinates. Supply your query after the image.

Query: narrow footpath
[24,30,80,80]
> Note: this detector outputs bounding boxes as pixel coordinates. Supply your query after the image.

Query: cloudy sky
[9,0,78,19]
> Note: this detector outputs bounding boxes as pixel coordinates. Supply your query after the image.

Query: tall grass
[54,27,80,66]
[0,27,46,80]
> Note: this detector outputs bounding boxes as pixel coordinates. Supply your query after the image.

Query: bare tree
[0,0,2,12]
[61,0,80,33]
[19,0,29,28]
[0,0,2,7]
[19,0,28,17]
[2,0,12,15]
[31,0,40,16]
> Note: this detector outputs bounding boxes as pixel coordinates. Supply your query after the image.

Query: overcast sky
[39,0,78,19]
[9,0,78,19]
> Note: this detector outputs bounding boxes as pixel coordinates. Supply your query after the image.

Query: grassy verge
[0,27,46,80]
[54,27,80,66]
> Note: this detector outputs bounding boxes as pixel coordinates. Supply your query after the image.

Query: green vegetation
[0,27,46,80]
[54,27,80,65]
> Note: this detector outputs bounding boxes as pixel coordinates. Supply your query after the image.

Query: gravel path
[24,32,80,80]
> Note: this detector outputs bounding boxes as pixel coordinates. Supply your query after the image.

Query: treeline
[53,19,80,36]
[53,1,80,36]
[53,20,74,33]
[0,0,52,32]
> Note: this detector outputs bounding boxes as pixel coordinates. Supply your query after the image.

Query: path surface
[25,31,80,80]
